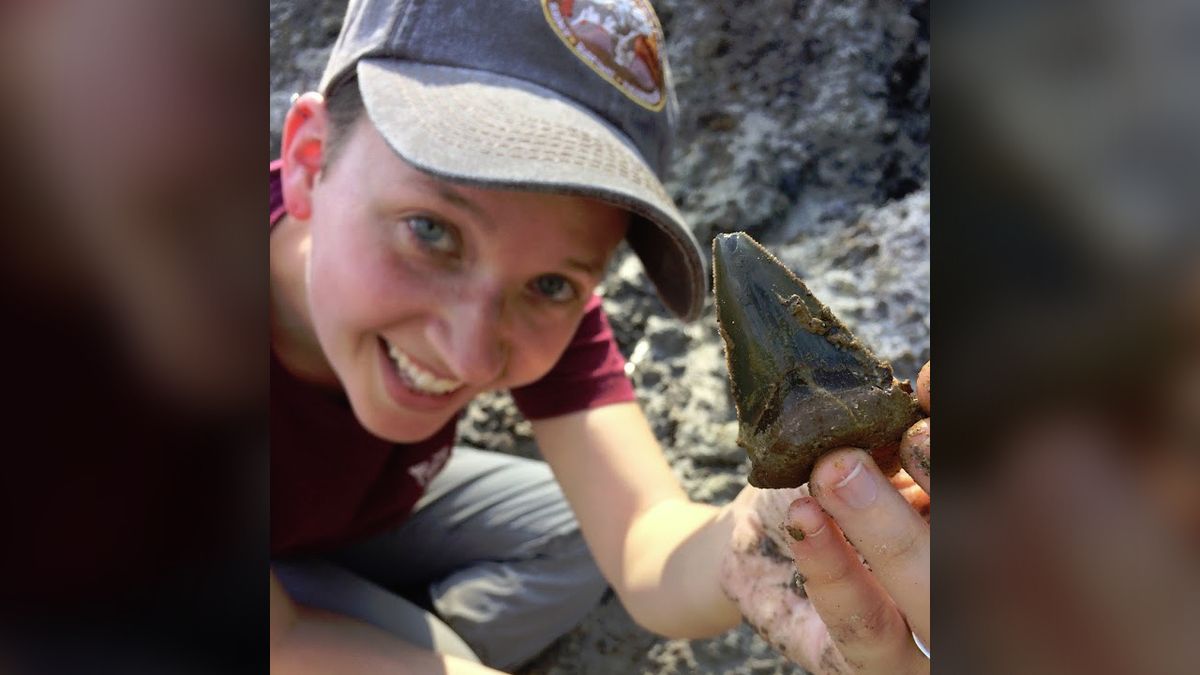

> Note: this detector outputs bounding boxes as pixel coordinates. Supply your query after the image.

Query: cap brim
[355,59,706,322]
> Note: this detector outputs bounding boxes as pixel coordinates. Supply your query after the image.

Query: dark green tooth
[712,232,921,489]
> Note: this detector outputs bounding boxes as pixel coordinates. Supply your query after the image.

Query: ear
[279,92,330,220]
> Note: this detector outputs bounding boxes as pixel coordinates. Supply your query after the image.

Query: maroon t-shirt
[270,161,635,556]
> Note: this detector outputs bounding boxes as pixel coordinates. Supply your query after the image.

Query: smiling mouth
[380,337,464,396]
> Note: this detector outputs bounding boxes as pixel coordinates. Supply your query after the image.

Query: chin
[338,351,468,443]
[353,400,458,444]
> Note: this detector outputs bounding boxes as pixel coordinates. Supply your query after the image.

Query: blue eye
[407,216,457,254]
[531,274,578,303]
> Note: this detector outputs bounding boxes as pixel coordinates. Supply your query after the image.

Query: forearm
[617,497,742,638]
[533,405,744,639]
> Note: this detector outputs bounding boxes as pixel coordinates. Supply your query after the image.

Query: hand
[720,363,930,674]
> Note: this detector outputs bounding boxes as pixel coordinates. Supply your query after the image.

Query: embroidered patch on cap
[542,0,667,112]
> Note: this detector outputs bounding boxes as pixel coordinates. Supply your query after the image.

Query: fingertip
[917,362,930,413]
[901,419,930,459]
[811,447,875,495]
[900,419,931,493]
[786,496,828,541]
[817,446,872,466]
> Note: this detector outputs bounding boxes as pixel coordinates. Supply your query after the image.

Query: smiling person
[269,1,929,674]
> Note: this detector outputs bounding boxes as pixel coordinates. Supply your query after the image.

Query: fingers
[916,362,930,413]
[810,449,930,647]
[889,469,930,519]
[903,361,931,494]
[723,485,850,672]
[900,418,930,494]
[786,497,926,673]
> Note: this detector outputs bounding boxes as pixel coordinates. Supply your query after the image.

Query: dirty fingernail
[834,460,878,509]
[902,419,930,474]
[902,415,926,473]
[792,571,807,590]
[787,497,827,538]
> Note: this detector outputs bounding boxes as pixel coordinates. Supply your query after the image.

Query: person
[268,1,930,673]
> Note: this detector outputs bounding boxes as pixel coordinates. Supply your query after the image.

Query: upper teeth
[387,342,463,395]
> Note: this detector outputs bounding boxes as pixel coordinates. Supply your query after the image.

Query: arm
[270,571,503,675]
[535,362,933,673]
[532,402,742,638]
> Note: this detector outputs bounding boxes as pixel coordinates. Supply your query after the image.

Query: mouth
[378,337,465,399]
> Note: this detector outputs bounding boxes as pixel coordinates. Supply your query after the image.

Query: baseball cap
[318,0,706,321]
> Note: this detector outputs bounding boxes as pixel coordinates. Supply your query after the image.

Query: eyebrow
[432,183,493,231]
[565,257,605,279]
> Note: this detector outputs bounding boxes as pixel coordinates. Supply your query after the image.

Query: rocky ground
[271,1,929,673]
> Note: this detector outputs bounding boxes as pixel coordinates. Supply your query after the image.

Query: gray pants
[273,448,608,671]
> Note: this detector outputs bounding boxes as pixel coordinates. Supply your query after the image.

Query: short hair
[322,76,365,172]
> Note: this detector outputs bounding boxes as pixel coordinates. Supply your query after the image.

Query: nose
[431,290,510,385]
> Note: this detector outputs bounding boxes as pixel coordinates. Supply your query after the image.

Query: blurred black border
[934,1,1200,671]
[0,2,269,673]
[4,0,1197,671]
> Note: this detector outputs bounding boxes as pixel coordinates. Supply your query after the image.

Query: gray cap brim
[356,58,706,322]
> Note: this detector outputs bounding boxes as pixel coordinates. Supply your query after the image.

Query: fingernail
[787,497,827,538]
[834,460,878,509]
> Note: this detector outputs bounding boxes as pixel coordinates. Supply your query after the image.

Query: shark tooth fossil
[713,232,921,489]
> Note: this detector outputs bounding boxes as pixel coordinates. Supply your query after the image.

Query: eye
[530,274,578,303]
[406,216,458,255]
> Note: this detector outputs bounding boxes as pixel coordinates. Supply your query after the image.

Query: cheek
[504,316,584,387]
[305,222,415,341]
[305,231,358,335]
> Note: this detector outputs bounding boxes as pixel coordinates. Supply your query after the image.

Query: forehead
[331,117,631,249]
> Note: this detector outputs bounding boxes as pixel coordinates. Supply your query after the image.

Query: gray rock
[657,0,929,243]
[458,390,538,460]
[774,187,931,382]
